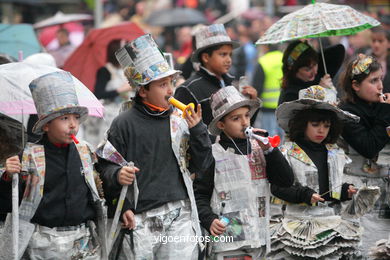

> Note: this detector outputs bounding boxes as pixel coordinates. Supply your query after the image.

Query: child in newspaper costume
[0,71,106,259]
[338,54,390,257]
[193,86,294,259]
[96,34,213,260]
[269,85,362,259]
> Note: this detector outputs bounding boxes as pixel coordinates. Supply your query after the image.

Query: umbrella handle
[318,38,328,75]
[12,174,19,260]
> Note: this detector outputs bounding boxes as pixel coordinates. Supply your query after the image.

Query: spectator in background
[251,44,284,137]
[230,20,258,81]
[48,28,76,68]
[368,26,390,93]
[83,39,132,148]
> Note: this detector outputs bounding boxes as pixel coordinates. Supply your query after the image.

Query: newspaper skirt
[22,222,100,260]
[268,204,362,260]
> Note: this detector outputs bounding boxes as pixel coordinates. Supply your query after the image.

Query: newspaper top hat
[191,24,240,63]
[276,85,359,132]
[115,34,180,87]
[209,86,261,136]
[29,71,88,135]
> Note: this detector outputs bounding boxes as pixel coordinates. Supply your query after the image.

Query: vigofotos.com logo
[153,235,234,244]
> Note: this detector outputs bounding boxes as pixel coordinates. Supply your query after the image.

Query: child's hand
[319,74,334,89]
[209,219,226,236]
[5,156,21,175]
[347,185,357,198]
[379,93,390,104]
[240,86,258,100]
[251,128,272,151]
[117,165,139,186]
[184,104,202,129]
[310,193,325,204]
[122,210,135,229]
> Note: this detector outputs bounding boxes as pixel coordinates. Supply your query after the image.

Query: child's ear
[200,53,209,64]
[138,86,147,98]
[42,123,49,133]
[216,121,225,131]
[351,80,360,92]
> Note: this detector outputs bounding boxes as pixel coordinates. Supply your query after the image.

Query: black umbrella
[0,113,26,163]
[145,8,207,27]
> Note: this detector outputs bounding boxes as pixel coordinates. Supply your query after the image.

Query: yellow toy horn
[168,96,195,118]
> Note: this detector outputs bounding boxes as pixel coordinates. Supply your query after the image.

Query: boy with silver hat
[0,71,106,259]
[175,24,258,128]
[97,34,213,259]
[194,86,294,259]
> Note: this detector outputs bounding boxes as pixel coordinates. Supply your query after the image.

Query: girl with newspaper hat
[269,85,363,259]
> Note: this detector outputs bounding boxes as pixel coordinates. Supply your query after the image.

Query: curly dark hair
[281,41,319,89]
[338,55,382,104]
[288,108,342,144]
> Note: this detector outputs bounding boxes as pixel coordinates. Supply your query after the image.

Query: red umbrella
[63,22,144,91]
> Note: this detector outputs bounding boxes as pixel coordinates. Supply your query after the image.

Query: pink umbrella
[0,62,104,118]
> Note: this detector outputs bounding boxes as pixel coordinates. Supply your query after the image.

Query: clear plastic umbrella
[256,1,380,74]
[33,11,93,29]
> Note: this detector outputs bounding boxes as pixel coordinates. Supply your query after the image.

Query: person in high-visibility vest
[251,45,284,137]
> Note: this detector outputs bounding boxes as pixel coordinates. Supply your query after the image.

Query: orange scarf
[142,101,169,112]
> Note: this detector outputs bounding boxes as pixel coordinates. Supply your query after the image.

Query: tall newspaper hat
[276,85,359,132]
[208,86,261,136]
[115,34,180,87]
[191,24,240,63]
[29,71,88,134]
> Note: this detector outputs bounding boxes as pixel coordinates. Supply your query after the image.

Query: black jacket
[340,98,390,159]
[193,133,294,231]
[174,67,235,126]
[96,98,213,216]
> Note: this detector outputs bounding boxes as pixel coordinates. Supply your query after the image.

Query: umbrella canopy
[63,22,144,91]
[0,62,104,117]
[256,2,380,44]
[0,113,26,163]
[33,11,93,29]
[145,8,207,27]
[0,24,41,60]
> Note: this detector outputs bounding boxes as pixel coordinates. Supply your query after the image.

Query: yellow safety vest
[258,51,283,109]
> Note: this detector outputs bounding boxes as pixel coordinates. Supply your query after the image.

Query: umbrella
[33,11,93,29]
[0,113,26,163]
[145,8,207,27]
[0,62,104,117]
[63,22,144,91]
[37,22,85,50]
[256,1,380,74]
[0,24,41,60]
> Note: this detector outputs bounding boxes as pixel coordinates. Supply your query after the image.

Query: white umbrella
[33,11,93,29]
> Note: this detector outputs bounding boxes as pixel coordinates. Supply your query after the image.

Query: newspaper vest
[279,142,347,203]
[169,109,203,241]
[0,141,107,259]
[210,140,270,253]
[258,51,283,109]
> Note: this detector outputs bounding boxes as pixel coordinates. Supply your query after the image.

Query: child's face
[43,114,80,144]
[304,121,330,144]
[140,76,174,109]
[217,106,250,139]
[202,45,233,78]
[371,32,390,58]
[296,62,318,82]
[352,69,384,103]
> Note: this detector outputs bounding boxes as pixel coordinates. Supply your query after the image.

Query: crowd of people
[0,4,389,260]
